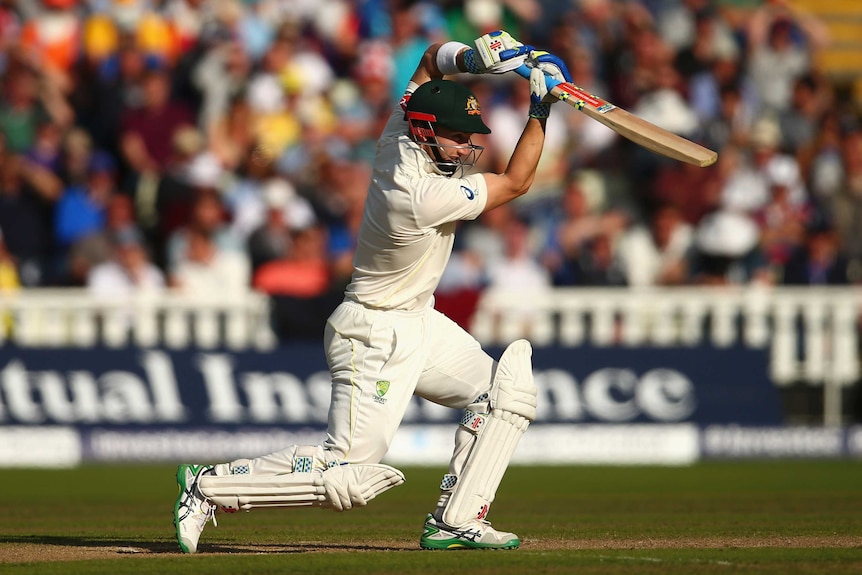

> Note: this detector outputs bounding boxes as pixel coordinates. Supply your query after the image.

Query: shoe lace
[177,471,218,527]
[202,499,218,527]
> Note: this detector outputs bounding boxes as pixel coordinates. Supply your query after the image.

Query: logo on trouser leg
[477,504,489,520]
[373,380,390,404]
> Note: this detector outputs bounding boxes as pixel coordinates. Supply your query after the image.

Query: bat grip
[513,63,563,91]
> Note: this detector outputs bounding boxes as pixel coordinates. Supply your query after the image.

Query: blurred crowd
[0,0,860,339]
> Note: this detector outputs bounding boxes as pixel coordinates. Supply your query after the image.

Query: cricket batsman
[174,29,571,552]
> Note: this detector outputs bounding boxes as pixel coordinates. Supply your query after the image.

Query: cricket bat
[515,64,718,168]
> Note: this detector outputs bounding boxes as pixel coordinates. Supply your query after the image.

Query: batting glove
[526,50,572,119]
[470,30,531,74]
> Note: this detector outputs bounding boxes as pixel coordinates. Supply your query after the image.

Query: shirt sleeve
[411,172,488,228]
[378,81,421,141]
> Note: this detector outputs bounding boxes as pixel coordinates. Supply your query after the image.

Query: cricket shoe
[174,464,218,554]
[419,513,520,550]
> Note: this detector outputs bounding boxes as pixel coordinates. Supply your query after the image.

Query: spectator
[631,63,700,140]
[434,247,485,331]
[753,164,812,273]
[720,117,806,214]
[672,4,738,82]
[830,130,862,268]
[170,225,251,296]
[253,224,339,340]
[745,0,829,114]
[252,223,331,299]
[697,78,756,152]
[246,178,316,273]
[617,204,694,287]
[778,73,830,161]
[650,153,723,225]
[54,151,117,249]
[152,125,220,245]
[485,78,569,208]
[19,0,82,76]
[555,44,617,170]
[119,66,196,176]
[0,55,72,154]
[314,160,369,284]
[782,220,850,286]
[223,147,280,242]
[165,190,242,275]
[484,216,553,337]
[57,127,96,187]
[576,231,629,287]
[658,0,737,59]
[71,42,148,156]
[193,40,254,169]
[25,119,64,173]
[243,31,302,160]
[690,209,771,285]
[67,192,138,286]
[538,174,628,286]
[807,111,844,205]
[388,3,437,103]
[459,202,517,273]
[87,226,165,297]
[0,150,63,286]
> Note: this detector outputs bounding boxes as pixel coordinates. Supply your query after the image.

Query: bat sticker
[556,84,605,108]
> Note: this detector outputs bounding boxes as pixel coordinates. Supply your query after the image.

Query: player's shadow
[0,534,178,554]
[204,542,422,553]
[0,535,419,555]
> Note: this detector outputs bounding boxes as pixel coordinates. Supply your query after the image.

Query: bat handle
[513,63,563,91]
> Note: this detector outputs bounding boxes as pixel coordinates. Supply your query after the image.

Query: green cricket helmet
[405,79,489,177]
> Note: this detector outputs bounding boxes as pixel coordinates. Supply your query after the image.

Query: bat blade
[550,83,718,168]
[514,64,718,167]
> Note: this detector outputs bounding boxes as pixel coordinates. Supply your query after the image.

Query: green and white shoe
[174,464,217,554]
[419,513,520,550]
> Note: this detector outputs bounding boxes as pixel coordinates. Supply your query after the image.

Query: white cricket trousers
[233,300,495,473]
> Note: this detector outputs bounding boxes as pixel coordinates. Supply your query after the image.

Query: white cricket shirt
[344,83,489,311]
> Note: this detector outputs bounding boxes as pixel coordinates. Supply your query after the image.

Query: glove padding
[473,30,530,74]
[321,464,405,512]
[527,50,572,119]
[527,50,572,85]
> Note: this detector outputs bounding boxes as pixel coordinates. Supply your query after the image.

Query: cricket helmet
[405,79,489,177]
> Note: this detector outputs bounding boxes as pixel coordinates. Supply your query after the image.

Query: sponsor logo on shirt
[460,185,476,200]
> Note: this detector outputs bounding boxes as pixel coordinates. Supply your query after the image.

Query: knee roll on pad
[490,339,537,420]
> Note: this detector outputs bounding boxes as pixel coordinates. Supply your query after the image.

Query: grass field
[1,460,861,574]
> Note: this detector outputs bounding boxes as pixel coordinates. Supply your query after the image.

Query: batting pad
[442,339,536,527]
[442,409,530,527]
[199,463,405,512]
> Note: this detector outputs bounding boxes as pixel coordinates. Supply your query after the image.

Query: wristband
[436,41,471,75]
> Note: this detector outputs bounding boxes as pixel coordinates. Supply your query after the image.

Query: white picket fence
[1,286,860,392]
[0,289,277,351]
[472,286,862,387]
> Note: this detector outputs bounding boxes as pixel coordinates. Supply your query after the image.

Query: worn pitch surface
[1,462,860,573]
